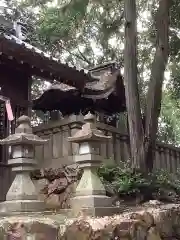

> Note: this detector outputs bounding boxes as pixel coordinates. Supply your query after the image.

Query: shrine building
[0,16,126,200]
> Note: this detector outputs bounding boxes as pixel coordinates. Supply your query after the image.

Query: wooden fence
[33,115,180,172]
[0,115,180,201]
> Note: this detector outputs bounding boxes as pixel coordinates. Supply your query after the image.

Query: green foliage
[98,162,151,197]
[33,0,125,68]
[98,162,180,202]
[158,91,180,145]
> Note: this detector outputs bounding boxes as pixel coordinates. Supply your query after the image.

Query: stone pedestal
[0,115,48,213]
[68,112,120,217]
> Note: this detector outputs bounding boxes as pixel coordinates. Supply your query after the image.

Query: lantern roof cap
[0,115,48,146]
[68,112,111,143]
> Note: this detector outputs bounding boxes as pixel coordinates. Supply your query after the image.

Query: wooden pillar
[27,77,32,118]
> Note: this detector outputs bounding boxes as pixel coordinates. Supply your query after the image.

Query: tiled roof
[4,33,57,60]
[43,68,119,99]
[32,66,126,115]
[0,31,92,89]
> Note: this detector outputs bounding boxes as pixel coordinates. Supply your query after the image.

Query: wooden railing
[33,115,180,173]
[0,115,180,202]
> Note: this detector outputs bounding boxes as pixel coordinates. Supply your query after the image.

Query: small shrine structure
[0,16,126,200]
[33,62,126,118]
[0,17,126,133]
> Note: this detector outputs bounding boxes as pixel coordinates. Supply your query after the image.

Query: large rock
[45,183,76,209]
[32,165,79,210]
[0,216,59,240]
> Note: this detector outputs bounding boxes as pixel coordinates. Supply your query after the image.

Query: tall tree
[124,0,145,170]
[144,0,171,171]
[124,0,172,171]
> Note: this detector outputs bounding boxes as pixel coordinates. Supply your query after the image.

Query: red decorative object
[5,100,14,121]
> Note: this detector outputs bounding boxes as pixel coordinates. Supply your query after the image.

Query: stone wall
[58,202,180,239]
[0,203,180,239]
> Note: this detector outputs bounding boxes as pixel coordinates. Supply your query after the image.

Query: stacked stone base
[0,203,180,239]
[0,200,47,213]
[60,206,122,217]
[70,195,121,217]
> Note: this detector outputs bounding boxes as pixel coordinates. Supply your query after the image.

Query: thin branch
[77,46,92,65]
[57,41,92,66]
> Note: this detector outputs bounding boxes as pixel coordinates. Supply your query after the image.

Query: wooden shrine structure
[0,16,126,126]
[33,62,126,117]
[0,17,127,200]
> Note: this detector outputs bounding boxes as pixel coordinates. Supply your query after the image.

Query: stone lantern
[0,115,48,213]
[68,112,115,216]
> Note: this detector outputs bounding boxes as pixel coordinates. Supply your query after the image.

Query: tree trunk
[124,0,171,172]
[144,0,172,172]
[124,0,145,170]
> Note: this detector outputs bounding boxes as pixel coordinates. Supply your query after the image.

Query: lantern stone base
[71,195,112,208]
[75,206,122,217]
[69,195,121,217]
[0,200,47,213]
[60,206,122,217]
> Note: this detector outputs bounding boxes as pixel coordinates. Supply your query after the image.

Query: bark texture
[144,0,172,172]
[124,0,172,171]
[124,0,145,170]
